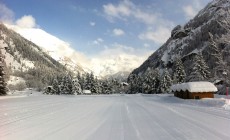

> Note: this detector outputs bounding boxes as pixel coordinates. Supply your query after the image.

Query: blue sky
[0,0,212,76]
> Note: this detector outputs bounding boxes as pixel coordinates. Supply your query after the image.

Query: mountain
[0,23,68,88]
[6,24,87,75]
[58,56,89,74]
[103,71,130,82]
[131,0,230,83]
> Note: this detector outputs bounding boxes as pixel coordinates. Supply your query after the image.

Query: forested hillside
[129,0,230,93]
[0,23,67,90]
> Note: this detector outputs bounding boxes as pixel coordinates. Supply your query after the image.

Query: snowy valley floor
[0,93,230,140]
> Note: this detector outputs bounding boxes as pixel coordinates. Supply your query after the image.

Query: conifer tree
[128,74,138,94]
[160,69,172,93]
[135,75,143,93]
[187,54,210,81]
[72,78,82,95]
[94,77,100,94]
[0,51,7,95]
[142,69,152,93]
[151,68,161,93]
[173,58,186,84]
[77,72,84,90]
[90,73,97,94]
[85,73,91,91]
[61,75,73,95]
[199,55,211,80]
[102,80,112,94]
[52,78,60,95]
[208,33,226,77]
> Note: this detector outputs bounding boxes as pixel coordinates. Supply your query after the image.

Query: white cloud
[0,3,14,24]
[103,0,174,44]
[103,0,158,24]
[90,21,96,26]
[182,0,203,19]
[103,0,132,19]
[16,15,36,28]
[93,38,104,45]
[144,43,150,48]
[113,28,125,36]
[139,26,171,45]
[183,5,197,19]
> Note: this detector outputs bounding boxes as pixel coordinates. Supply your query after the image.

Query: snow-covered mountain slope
[103,71,130,82]
[6,24,87,75]
[91,54,145,78]
[131,0,230,81]
[0,23,67,84]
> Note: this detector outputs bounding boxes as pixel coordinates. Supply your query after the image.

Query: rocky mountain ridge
[131,0,230,83]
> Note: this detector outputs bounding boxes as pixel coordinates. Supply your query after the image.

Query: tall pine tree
[128,74,138,94]
[160,69,172,93]
[208,33,226,77]
[72,78,82,95]
[52,78,60,95]
[187,54,210,82]
[0,51,7,95]
[173,58,186,84]
[151,68,161,93]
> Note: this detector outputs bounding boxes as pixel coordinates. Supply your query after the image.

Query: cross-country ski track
[0,94,230,140]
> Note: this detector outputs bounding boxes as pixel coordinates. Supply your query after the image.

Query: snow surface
[0,92,230,140]
[7,76,26,86]
[171,82,218,93]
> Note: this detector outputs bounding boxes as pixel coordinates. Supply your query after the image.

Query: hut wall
[189,92,214,99]
[174,90,189,99]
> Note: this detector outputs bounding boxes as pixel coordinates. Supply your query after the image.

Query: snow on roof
[171,82,218,93]
[121,82,129,86]
[83,90,91,94]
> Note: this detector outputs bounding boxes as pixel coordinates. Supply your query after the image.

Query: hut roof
[171,82,217,93]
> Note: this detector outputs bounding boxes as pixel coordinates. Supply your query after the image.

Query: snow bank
[223,99,230,110]
[7,76,26,85]
[143,94,230,110]
[171,81,217,92]
[4,88,43,98]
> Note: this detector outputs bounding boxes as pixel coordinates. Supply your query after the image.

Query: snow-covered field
[0,92,230,140]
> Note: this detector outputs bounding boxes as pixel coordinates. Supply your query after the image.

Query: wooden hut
[171,82,217,99]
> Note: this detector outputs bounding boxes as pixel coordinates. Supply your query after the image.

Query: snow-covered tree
[160,69,172,93]
[135,75,143,93]
[142,68,160,94]
[142,68,152,94]
[52,78,60,95]
[84,73,91,91]
[187,54,210,82]
[0,51,7,95]
[173,58,186,84]
[90,73,98,94]
[208,33,226,77]
[61,75,74,95]
[151,68,161,93]
[77,72,85,90]
[199,55,211,80]
[128,74,138,94]
[102,80,112,94]
[72,78,82,95]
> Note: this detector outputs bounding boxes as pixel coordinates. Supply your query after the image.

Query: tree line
[127,53,211,94]
[44,72,123,95]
